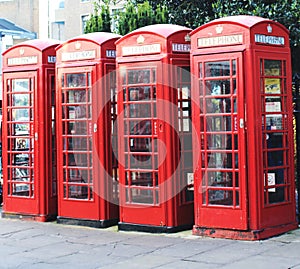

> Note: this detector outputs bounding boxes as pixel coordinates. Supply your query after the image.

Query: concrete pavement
[0,214,300,269]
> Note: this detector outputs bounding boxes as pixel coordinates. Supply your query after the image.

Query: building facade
[0,0,41,37]
[52,0,125,41]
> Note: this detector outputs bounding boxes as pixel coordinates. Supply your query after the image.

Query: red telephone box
[2,39,60,221]
[55,32,120,227]
[116,24,194,232]
[190,15,298,240]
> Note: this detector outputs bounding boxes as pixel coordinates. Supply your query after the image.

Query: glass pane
[11,108,30,121]
[205,61,230,77]
[208,116,232,132]
[268,187,285,204]
[128,187,154,204]
[67,73,86,87]
[232,60,236,76]
[130,120,151,135]
[199,63,203,78]
[264,60,282,76]
[128,70,151,84]
[208,189,233,205]
[206,98,231,113]
[206,80,231,96]
[12,94,29,106]
[129,103,151,118]
[12,79,29,92]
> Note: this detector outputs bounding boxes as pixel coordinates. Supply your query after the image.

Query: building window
[82,15,89,34]
[52,21,65,41]
[58,0,65,8]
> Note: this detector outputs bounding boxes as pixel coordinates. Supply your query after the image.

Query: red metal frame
[191,15,297,240]
[55,32,120,227]
[116,24,194,232]
[1,39,60,221]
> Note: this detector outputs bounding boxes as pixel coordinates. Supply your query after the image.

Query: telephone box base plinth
[1,212,56,222]
[192,223,299,241]
[57,216,118,228]
[118,222,193,234]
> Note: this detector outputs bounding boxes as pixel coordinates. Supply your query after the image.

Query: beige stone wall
[52,0,126,41]
[52,0,93,40]
[0,0,39,34]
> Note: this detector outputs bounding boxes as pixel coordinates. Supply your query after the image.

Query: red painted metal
[191,15,298,240]
[116,24,194,232]
[2,39,61,221]
[55,32,121,227]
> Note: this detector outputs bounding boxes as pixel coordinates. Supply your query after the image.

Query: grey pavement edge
[0,214,300,269]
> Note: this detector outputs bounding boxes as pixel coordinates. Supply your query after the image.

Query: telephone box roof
[190,15,289,36]
[116,24,191,44]
[56,32,121,50]
[3,39,61,56]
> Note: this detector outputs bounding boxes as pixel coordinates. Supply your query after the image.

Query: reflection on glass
[13,94,29,106]
[206,80,231,96]
[199,63,203,78]
[264,60,282,76]
[128,70,151,84]
[208,116,232,132]
[205,61,230,77]
[67,73,86,87]
[232,60,236,76]
[129,87,151,101]
[206,98,231,114]
[13,123,29,135]
[12,108,29,121]
[12,79,29,92]
[208,189,233,205]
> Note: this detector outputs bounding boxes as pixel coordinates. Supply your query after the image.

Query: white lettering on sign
[48,56,56,63]
[197,34,243,47]
[254,34,285,45]
[172,43,191,52]
[61,50,96,61]
[122,44,161,56]
[7,56,38,66]
[106,50,116,58]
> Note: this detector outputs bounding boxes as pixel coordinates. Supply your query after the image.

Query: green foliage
[154,4,168,24]
[212,0,300,72]
[117,1,168,35]
[84,1,111,33]
[212,0,300,47]
[118,2,138,35]
[152,0,214,28]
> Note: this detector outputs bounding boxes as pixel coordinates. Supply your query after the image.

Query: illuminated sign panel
[122,44,161,56]
[197,34,243,47]
[172,43,191,53]
[254,34,285,45]
[61,50,96,61]
[7,56,38,66]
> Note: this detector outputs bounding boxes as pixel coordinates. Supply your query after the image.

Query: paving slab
[0,216,299,269]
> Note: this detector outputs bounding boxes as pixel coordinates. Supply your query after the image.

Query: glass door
[5,76,35,198]
[194,53,248,229]
[58,70,93,201]
[260,58,292,205]
[120,66,159,205]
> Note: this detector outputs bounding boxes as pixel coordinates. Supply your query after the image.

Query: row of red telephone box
[1,15,297,240]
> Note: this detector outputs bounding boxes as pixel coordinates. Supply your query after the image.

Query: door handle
[239,119,244,129]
